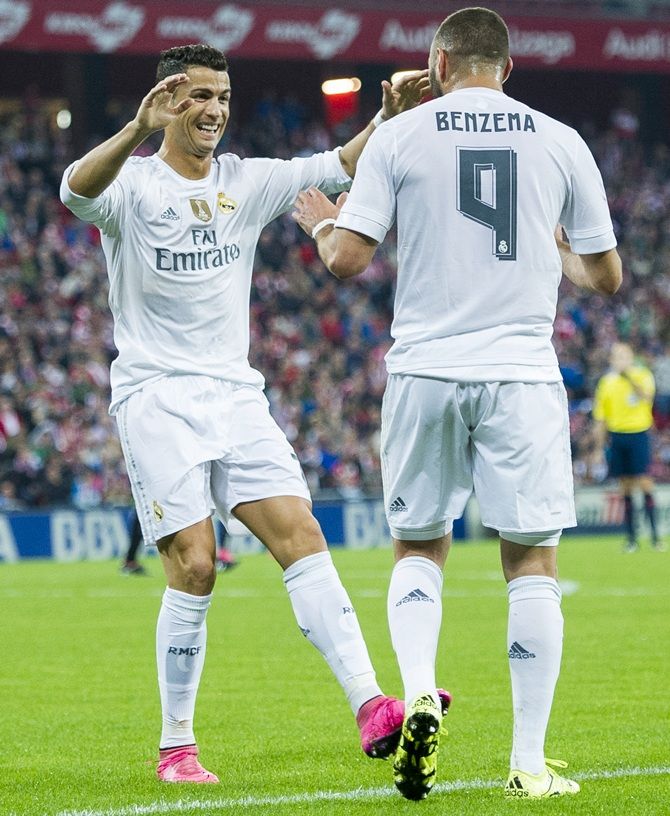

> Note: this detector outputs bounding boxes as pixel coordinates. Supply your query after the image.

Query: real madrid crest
[152,500,164,522]
[189,198,213,222]
[217,192,238,215]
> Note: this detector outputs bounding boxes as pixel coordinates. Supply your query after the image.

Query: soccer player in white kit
[293,7,622,801]
[60,44,439,783]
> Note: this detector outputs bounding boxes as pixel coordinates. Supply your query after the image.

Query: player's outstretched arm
[293,188,378,278]
[338,70,430,178]
[555,226,622,295]
[67,74,193,198]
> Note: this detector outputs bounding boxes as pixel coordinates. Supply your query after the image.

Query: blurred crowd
[1,94,670,510]
[554,117,670,485]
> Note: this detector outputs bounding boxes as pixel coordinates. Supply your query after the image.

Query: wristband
[311,218,336,239]
[372,109,387,128]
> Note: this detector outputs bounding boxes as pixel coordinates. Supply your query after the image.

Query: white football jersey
[336,88,616,382]
[61,150,350,412]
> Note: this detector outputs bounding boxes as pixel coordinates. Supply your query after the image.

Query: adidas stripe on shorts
[380,375,576,541]
[116,374,310,545]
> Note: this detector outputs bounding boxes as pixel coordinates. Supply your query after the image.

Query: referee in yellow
[593,342,663,551]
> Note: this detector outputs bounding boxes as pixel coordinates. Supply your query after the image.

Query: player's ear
[502,57,513,84]
[438,49,449,83]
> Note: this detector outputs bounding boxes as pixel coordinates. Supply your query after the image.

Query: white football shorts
[116,375,310,545]
[381,375,576,541]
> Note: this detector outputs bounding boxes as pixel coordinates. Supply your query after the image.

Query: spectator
[1,98,670,506]
[652,344,670,429]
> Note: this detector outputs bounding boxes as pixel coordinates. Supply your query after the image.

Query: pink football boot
[157,746,219,783]
[358,689,452,758]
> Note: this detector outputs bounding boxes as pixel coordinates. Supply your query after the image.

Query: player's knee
[268,511,326,561]
[178,551,217,594]
[290,512,326,554]
[393,534,451,566]
[265,513,327,569]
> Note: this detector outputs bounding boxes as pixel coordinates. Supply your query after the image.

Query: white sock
[507,575,563,775]
[387,556,443,706]
[156,587,211,750]
[283,552,382,714]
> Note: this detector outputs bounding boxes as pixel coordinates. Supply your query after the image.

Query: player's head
[157,44,231,158]
[157,44,228,83]
[429,7,512,97]
[610,342,635,373]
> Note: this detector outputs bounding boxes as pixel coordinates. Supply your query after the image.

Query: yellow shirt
[592,367,655,433]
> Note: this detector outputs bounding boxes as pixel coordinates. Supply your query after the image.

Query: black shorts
[608,431,651,478]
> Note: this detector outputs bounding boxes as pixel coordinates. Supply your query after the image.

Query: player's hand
[381,70,431,120]
[292,188,347,237]
[132,74,194,136]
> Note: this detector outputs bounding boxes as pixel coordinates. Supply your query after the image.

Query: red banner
[2,1,670,72]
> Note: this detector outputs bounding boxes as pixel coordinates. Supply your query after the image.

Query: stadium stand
[1,92,669,507]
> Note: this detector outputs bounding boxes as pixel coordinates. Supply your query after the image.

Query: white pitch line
[45,765,670,816]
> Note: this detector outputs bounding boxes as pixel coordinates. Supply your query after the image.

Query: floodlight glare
[321,77,362,96]
[56,109,72,129]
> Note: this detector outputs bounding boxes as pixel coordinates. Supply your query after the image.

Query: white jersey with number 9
[336,87,616,383]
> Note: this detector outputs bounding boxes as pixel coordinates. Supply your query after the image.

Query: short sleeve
[560,134,617,255]
[246,148,351,226]
[60,161,133,238]
[336,128,395,243]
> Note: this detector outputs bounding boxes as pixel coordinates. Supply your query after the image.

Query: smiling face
[165,65,231,159]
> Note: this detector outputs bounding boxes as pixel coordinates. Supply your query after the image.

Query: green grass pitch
[1,536,669,815]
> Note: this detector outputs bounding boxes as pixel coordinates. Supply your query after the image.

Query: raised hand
[133,74,194,137]
[381,70,431,119]
[292,188,347,237]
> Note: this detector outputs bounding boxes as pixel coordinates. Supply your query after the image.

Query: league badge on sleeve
[217,192,238,214]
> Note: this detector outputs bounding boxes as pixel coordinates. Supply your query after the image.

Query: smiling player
[60,44,434,783]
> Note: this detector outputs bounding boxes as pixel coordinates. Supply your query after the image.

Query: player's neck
[156,144,213,180]
[446,75,504,94]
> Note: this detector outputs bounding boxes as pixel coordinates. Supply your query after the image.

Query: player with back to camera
[592,342,664,552]
[60,44,451,783]
[293,6,622,801]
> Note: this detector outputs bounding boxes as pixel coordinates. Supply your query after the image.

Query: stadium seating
[1,96,669,508]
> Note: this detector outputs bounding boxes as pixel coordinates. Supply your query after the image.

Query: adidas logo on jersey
[396,588,435,607]
[160,206,180,221]
[508,641,536,659]
[389,496,408,512]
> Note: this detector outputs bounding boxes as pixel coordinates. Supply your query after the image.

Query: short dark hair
[156,44,228,82]
[434,7,509,70]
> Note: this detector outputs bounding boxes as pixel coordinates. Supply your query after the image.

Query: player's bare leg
[155,518,219,783]
[158,517,217,594]
[233,495,402,756]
